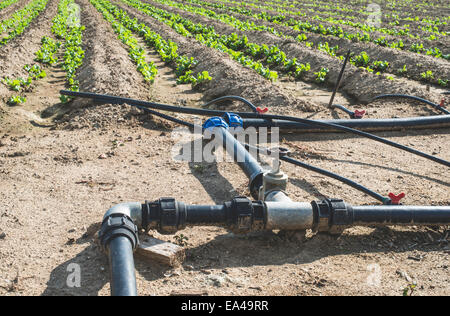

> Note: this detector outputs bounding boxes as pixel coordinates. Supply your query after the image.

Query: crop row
[0,0,20,11]
[140,0,450,87]
[253,0,449,24]
[181,0,448,58]
[1,0,87,105]
[0,0,49,47]
[120,0,282,80]
[90,0,159,84]
[200,0,420,38]
[53,0,85,101]
[241,0,449,34]
[92,0,212,87]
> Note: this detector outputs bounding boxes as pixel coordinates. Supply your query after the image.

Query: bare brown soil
[0,0,449,297]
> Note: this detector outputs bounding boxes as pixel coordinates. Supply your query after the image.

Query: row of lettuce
[237,0,448,37]
[116,0,448,87]
[2,0,215,106]
[90,0,211,87]
[143,0,448,87]
[0,0,20,11]
[2,0,85,105]
[180,0,448,57]
[0,0,49,47]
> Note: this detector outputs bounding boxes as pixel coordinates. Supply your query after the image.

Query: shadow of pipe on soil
[42,219,448,295]
[182,226,448,271]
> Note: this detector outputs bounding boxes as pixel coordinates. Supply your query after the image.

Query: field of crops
[0,0,449,296]
[0,0,448,117]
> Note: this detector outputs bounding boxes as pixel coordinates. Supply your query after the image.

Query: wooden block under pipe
[136,236,185,267]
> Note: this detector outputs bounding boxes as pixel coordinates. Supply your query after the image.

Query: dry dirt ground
[0,0,449,296]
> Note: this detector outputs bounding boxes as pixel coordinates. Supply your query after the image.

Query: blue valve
[223,113,243,128]
[203,117,229,130]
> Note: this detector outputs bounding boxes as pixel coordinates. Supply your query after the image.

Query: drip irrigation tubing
[242,143,389,204]
[330,104,355,118]
[372,94,450,115]
[203,95,259,113]
[61,90,450,168]
[280,156,389,203]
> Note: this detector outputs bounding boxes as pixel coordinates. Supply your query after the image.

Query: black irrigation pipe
[372,94,450,115]
[242,115,450,131]
[280,156,389,204]
[331,104,356,118]
[61,90,450,168]
[136,105,197,129]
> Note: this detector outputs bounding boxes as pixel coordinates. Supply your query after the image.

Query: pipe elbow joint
[99,202,142,252]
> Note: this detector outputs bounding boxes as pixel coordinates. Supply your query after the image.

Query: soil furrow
[75,0,149,99]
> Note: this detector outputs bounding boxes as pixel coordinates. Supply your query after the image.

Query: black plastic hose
[328,50,351,108]
[136,105,197,129]
[242,115,450,131]
[239,113,450,168]
[352,205,450,226]
[242,142,389,204]
[108,236,137,296]
[60,91,450,168]
[203,95,259,113]
[280,156,390,204]
[373,94,450,115]
[331,104,356,118]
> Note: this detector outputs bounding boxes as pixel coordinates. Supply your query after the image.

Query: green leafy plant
[24,64,47,79]
[314,67,329,83]
[193,71,212,87]
[410,43,424,53]
[34,36,61,65]
[438,79,448,87]
[420,70,434,82]
[397,65,407,74]
[403,284,417,296]
[7,95,26,106]
[352,51,370,67]
[174,234,189,247]
[372,60,389,72]
[2,77,31,91]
